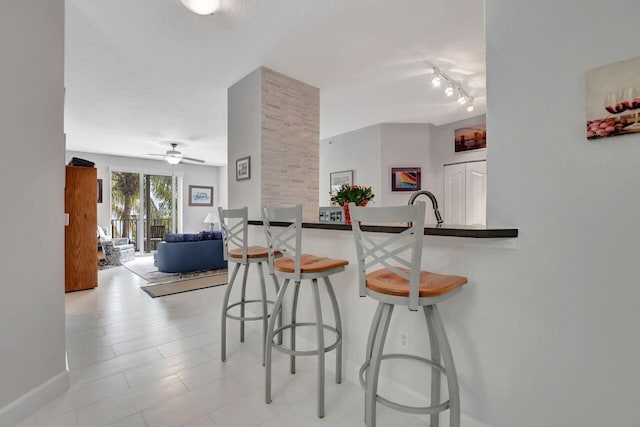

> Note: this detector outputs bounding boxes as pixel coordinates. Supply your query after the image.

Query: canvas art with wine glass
[586,56,640,140]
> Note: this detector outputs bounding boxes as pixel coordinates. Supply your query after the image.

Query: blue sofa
[154,238,227,273]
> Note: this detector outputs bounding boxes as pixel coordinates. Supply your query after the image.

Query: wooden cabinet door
[65,166,98,292]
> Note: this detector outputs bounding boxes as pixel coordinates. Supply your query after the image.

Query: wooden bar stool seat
[350,202,468,427]
[274,254,348,274]
[366,268,467,298]
[219,207,283,366]
[228,246,280,259]
[263,205,347,419]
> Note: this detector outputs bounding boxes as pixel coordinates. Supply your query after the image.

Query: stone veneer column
[228,67,319,221]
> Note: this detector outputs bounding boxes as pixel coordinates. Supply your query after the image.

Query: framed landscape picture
[330,170,353,197]
[391,167,421,192]
[454,124,487,152]
[188,185,213,206]
[236,156,251,181]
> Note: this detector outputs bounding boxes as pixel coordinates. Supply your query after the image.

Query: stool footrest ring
[271,322,341,356]
[225,299,275,322]
[359,353,449,415]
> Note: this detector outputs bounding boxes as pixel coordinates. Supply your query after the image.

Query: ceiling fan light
[166,153,183,164]
[180,0,220,15]
[457,93,467,105]
[431,75,441,88]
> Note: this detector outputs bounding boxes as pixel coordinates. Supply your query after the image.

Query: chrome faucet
[408,190,444,224]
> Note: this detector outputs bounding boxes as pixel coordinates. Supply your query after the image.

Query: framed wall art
[188,185,214,206]
[97,179,103,203]
[391,167,421,192]
[236,156,251,181]
[454,124,487,152]
[330,170,353,197]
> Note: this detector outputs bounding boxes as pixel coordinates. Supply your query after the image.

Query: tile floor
[19,264,426,426]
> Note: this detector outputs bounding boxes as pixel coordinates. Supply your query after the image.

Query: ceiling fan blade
[182,156,205,163]
[147,153,166,157]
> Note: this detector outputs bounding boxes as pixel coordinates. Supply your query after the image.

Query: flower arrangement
[330,184,375,207]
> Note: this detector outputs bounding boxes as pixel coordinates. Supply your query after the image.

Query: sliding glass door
[143,174,177,252]
[110,172,140,248]
[111,171,179,253]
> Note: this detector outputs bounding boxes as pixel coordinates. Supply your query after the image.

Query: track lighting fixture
[430,66,475,112]
[445,84,454,97]
[467,100,475,112]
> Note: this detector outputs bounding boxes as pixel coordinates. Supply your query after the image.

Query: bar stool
[350,201,468,427]
[218,207,282,365]
[263,205,348,418]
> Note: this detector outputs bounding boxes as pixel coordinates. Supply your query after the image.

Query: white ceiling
[65,0,486,166]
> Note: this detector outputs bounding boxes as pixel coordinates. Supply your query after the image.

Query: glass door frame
[109,166,183,253]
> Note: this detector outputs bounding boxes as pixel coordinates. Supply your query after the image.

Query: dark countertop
[248,220,518,238]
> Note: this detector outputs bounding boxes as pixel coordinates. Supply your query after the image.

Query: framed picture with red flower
[391,167,421,192]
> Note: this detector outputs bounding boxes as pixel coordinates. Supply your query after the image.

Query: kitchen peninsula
[248,220,518,238]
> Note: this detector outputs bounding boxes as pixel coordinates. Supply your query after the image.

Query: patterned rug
[122,255,228,298]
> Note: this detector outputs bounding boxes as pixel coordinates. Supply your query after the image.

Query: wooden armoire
[65,165,98,292]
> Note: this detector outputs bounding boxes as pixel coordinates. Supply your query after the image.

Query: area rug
[122,255,228,298]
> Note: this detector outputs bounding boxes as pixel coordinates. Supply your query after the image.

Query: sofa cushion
[183,233,201,242]
[165,233,184,242]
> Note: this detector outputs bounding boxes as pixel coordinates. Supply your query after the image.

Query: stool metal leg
[427,305,460,427]
[311,278,325,418]
[366,303,393,427]
[266,278,290,405]
[290,281,301,374]
[270,272,283,345]
[424,306,442,427]
[363,302,384,422]
[257,262,268,366]
[239,263,249,342]
[323,276,342,384]
[221,263,241,362]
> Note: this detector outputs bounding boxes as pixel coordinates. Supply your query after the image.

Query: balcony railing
[110,218,172,252]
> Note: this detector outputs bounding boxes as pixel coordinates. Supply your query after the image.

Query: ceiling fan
[148,142,205,165]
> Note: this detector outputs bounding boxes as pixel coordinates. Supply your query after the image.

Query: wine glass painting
[586,56,640,140]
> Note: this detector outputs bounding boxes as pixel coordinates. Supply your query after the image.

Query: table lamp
[203,212,219,230]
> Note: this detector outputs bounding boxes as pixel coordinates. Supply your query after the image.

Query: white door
[444,161,487,225]
[444,163,466,224]
[465,161,487,225]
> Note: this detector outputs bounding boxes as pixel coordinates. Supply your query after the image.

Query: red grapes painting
[586,56,640,140]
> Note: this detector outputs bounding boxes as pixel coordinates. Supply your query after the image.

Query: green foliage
[330,184,374,206]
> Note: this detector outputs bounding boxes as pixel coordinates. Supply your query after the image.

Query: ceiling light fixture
[467,99,475,112]
[431,68,442,88]
[430,66,474,111]
[445,84,454,97]
[180,0,220,15]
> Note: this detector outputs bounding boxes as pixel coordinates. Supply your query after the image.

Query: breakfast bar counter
[248,220,518,238]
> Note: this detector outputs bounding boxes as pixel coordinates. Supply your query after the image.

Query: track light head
[445,84,454,97]
[466,99,475,112]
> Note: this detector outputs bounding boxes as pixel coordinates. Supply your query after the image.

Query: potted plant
[330,184,375,224]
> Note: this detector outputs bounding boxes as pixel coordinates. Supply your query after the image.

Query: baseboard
[0,367,70,427]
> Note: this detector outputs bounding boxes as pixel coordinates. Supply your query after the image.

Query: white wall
[379,123,432,209]
[427,115,487,214]
[0,1,68,424]
[227,68,262,219]
[319,124,382,206]
[66,151,222,234]
[483,0,640,425]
